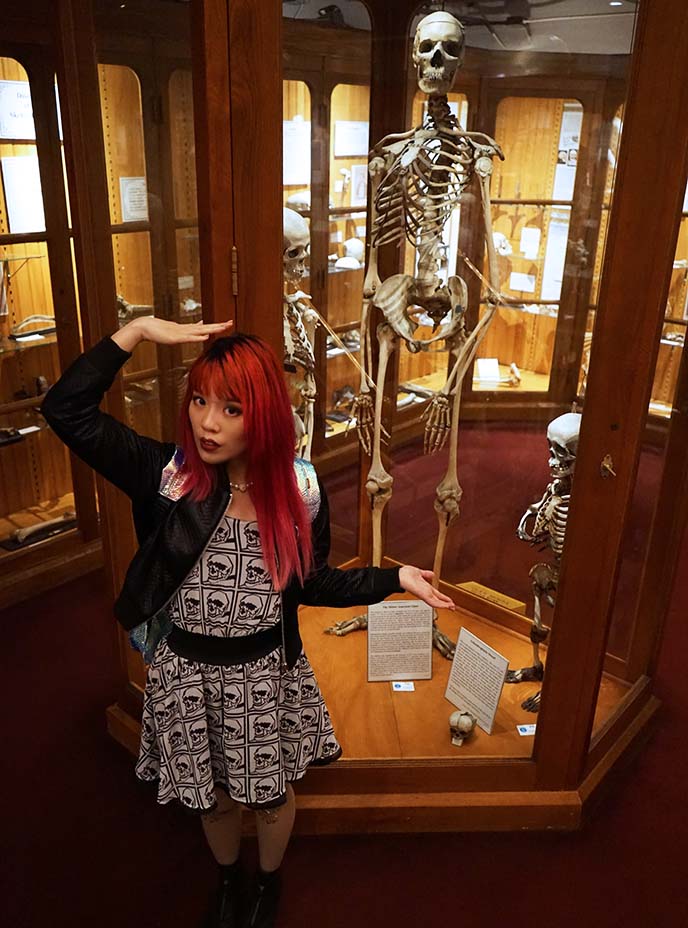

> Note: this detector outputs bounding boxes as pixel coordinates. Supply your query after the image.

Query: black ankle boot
[203,860,244,928]
[245,867,281,928]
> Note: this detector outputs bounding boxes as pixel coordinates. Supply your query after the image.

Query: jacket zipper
[152,489,232,623]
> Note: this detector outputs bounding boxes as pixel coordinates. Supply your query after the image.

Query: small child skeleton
[506,412,581,712]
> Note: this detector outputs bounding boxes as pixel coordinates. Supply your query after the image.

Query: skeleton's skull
[283,208,310,283]
[412,12,465,95]
[546,412,581,479]
[449,709,477,746]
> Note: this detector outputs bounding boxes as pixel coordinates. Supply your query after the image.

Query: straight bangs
[177,333,313,589]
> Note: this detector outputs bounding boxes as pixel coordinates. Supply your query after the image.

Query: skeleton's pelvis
[372,273,467,351]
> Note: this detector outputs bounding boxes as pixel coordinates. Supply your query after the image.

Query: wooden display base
[106,590,658,833]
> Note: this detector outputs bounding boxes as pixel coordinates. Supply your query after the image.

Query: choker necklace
[229,479,253,493]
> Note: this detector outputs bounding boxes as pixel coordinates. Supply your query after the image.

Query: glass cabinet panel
[325,82,370,438]
[95,4,200,444]
[0,57,81,554]
[474,97,583,394]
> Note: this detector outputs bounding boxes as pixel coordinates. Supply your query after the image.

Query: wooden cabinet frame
[19,0,688,832]
[0,27,102,610]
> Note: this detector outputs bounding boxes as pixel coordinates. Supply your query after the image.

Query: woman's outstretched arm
[41,317,232,500]
[299,481,455,612]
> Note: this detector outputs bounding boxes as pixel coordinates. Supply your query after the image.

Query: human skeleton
[506,412,581,712]
[326,12,503,649]
[283,207,319,460]
[354,11,502,572]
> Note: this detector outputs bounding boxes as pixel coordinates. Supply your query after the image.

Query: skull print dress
[135,513,342,812]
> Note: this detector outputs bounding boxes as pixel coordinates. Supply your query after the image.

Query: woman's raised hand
[112,317,234,352]
[398,565,457,611]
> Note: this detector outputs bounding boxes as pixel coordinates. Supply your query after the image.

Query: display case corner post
[532,0,688,791]
[190,0,236,326]
[226,0,283,355]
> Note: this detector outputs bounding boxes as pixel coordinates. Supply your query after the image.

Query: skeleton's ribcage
[372,133,475,249]
[549,497,570,559]
[283,302,315,373]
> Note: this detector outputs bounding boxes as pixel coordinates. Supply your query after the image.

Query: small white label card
[119,176,148,222]
[475,357,501,383]
[333,120,369,157]
[517,724,537,736]
[519,227,541,260]
[392,681,415,692]
[509,271,537,293]
[445,628,509,735]
[367,600,433,682]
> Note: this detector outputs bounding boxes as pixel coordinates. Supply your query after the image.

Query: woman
[41,316,455,928]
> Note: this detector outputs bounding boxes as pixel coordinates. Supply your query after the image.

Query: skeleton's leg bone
[366,323,397,567]
[431,340,464,584]
[505,564,552,684]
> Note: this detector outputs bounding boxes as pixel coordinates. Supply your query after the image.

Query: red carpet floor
[2,429,687,928]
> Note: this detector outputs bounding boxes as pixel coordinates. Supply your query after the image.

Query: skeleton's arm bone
[477,161,500,297]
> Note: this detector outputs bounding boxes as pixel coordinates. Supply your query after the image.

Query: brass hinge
[231,246,239,296]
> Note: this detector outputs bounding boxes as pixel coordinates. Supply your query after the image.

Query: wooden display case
[0,40,102,609]
[8,0,688,835]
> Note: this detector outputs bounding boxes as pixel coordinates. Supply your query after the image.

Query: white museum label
[283,118,311,186]
[119,177,149,222]
[475,357,501,383]
[519,227,541,260]
[350,163,368,207]
[445,627,508,735]
[334,120,369,158]
[1,155,46,234]
[0,80,35,140]
[509,271,537,294]
[392,681,415,692]
[367,599,433,682]
[517,724,537,736]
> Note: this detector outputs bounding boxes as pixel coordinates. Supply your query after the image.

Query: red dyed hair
[177,333,313,589]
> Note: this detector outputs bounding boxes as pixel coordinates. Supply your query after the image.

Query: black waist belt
[167,622,282,666]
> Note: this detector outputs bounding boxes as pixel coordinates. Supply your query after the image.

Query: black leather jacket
[41,336,403,667]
